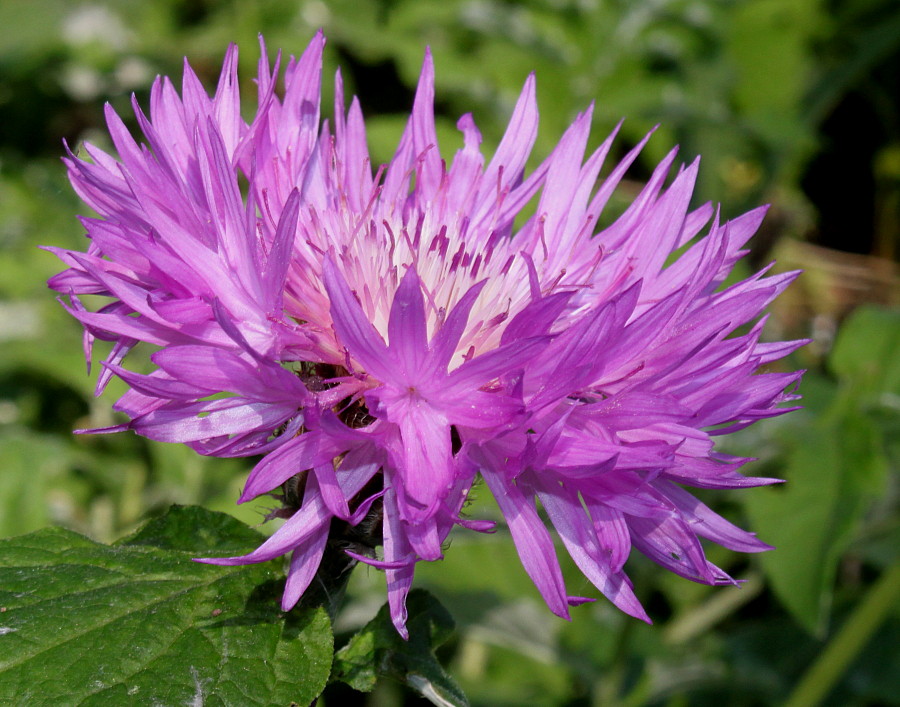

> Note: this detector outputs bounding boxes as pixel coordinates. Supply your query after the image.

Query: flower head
[49,32,805,636]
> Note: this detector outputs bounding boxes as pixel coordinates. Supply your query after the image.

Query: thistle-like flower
[49,33,804,636]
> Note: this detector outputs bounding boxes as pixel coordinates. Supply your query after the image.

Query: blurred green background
[1,0,898,705]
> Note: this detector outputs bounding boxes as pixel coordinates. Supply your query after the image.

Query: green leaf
[829,305,900,396]
[332,589,467,707]
[0,506,333,706]
[745,414,888,634]
[745,305,899,634]
[118,504,267,555]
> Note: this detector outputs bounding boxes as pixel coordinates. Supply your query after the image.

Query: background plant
[0,0,897,704]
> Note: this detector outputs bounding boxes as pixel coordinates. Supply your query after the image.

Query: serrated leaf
[117,504,266,555]
[332,589,467,707]
[0,507,333,706]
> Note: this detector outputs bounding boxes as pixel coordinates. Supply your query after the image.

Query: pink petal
[481,466,570,619]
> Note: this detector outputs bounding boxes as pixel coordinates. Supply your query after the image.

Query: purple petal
[241,431,342,502]
[535,478,649,621]
[481,466,570,619]
[387,267,428,376]
[428,279,487,371]
[282,524,329,610]
[322,257,393,381]
[382,489,416,639]
[201,477,330,565]
[655,481,774,552]
[382,393,452,520]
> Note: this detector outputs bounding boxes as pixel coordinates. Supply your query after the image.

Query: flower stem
[784,561,900,707]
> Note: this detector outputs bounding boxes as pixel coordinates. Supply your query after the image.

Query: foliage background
[0,0,898,704]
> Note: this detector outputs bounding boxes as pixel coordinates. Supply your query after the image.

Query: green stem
[785,562,900,707]
[664,573,764,645]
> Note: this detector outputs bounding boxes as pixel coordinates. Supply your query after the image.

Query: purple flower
[48,33,805,636]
